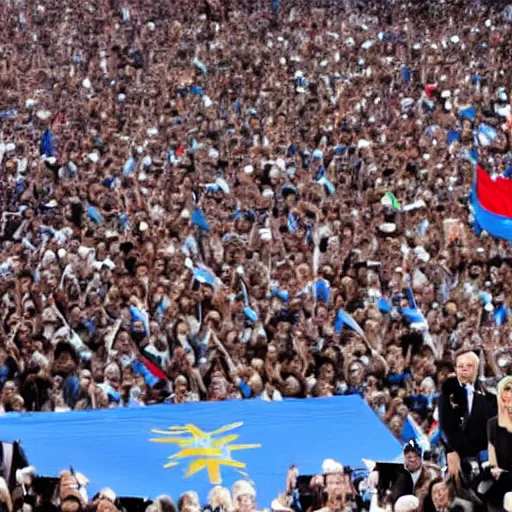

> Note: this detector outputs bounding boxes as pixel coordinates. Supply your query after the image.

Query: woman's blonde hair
[208,486,234,512]
[498,376,512,433]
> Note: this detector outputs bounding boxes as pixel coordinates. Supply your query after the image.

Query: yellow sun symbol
[149,422,261,484]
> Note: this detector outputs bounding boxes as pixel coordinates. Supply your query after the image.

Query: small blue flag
[192,208,210,231]
[314,279,331,302]
[244,306,259,323]
[192,265,219,288]
[477,123,498,147]
[40,128,54,157]
[458,105,476,123]
[0,109,18,119]
[271,288,289,302]
[447,129,460,145]
[129,305,150,335]
[494,305,509,326]
[87,205,103,224]
[288,213,298,232]
[334,309,365,336]
[378,297,392,314]
[402,414,431,453]
[401,66,412,83]
[122,156,135,176]
[400,288,428,330]
[190,85,204,96]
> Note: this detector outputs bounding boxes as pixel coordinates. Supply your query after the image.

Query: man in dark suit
[439,350,497,487]
[391,440,439,504]
[0,440,29,492]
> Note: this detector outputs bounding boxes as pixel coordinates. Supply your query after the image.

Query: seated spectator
[421,478,474,512]
[389,441,440,504]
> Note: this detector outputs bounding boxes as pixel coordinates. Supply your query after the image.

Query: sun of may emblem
[149,422,261,484]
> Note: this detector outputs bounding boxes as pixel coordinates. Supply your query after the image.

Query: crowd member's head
[455,351,479,386]
[208,486,233,512]
[403,440,422,473]
[422,478,454,512]
[504,492,512,512]
[178,492,200,512]
[497,375,512,431]
[394,495,419,512]
[146,495,177,512]
[231,481,256,512]
[58,470,86,512]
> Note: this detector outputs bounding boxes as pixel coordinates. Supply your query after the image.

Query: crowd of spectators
[1,0,512,508]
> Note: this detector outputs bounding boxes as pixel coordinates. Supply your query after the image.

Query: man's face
[456,353,477,384]
[432,482,450,509]
[115,332,131,354]
[404,452,421,473]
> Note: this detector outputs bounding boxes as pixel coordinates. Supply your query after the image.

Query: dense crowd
[1,0,512,509]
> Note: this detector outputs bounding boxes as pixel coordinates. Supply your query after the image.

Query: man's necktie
[464,384,474,415]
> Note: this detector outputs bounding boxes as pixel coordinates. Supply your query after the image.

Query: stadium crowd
[1,0,512,508]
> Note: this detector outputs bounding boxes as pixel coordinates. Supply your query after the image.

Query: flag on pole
[472,165,512,241]
[334,309,365,336]
[402,414,431,454]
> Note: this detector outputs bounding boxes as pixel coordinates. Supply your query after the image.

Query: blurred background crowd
[1,0,512,509]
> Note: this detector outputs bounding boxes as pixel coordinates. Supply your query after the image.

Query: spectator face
[499,378,512,418]
[209,376,227,401]
[237,494,254,512]
[455,353,477,385]
[404,451,421,473]
[2,381,15,403]
[389,416,403,438]
[18,325,31,345]
[79,370,92,391]
[503,386,512,411]
[115,332,131,354]
[54,351,77,375]
[347,364,363,386]
[266,345,278,363]
[181,492,200,512]
[288,354,303,374]
[315,381,333,397]
[431,482,450,510]
[319,363,335,384]
[11,395,24,412]
[175,377,188,396]
[92,361,104,383]
[436,366,451,386]
[325,472,344,498]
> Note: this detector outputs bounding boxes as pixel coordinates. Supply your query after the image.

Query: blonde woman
[232,481,257,512]
[208,486,234,512]
[487,376,512,510]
